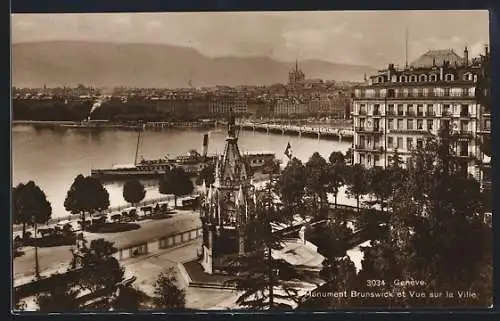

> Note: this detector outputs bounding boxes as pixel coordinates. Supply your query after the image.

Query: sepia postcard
[11,10,492,312]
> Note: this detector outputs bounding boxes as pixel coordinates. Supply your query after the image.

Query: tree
[12,181,52,239]
[312,211,354,259]
[111,286,143,311]
[196,163,215,186]
[328,151,345,165]
[385,148,406,204]
[345,164,368,212]
[153,267,186,309]
[159,167,194,207]
[275,157,306,223]
[13,293,26,311]
[345,147,354,165]
[64,175,110,231]
[305,152,330,216]
[75,239,124,295]
[225,201,301,309]
[327,151,347,208]
[123,179,146,206]
[366,166,391,212]
[358,130,492,307]
[36,285,80,312]
[302,257,358,308]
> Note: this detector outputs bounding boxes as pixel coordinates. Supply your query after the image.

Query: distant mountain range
[12,41,376,88]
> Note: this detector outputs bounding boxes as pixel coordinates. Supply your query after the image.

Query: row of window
[357,103,472,117]
[354,86,476,99]
[357,136,471,155]
[357,118,471,132]
[373,72,477,84]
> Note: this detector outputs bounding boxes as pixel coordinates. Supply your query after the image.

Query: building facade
[209,92,248,116]
[352,47,489,180]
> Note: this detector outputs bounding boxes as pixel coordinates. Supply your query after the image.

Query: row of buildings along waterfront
[352,46,491,186]
[13,62,354,119]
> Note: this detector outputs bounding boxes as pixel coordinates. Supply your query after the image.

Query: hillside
[12,41,376,88]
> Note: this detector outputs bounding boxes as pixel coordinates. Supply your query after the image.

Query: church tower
[199,111,254,274]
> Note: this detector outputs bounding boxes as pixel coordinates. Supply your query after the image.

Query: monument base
[183,259,236,289]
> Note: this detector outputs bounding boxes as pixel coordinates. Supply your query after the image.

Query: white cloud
[352,33,364,39]
[11,11,489,67]
[469,40,488,57]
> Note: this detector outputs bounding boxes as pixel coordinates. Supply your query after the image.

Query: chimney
[463,46,469,65]
[202,134,209,158]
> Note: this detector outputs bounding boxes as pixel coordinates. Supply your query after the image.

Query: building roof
[410,49,464,68]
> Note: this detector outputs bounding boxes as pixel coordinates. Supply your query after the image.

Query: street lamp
[32,215,40,280]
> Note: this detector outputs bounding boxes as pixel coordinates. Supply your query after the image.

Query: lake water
[12,125,351,218]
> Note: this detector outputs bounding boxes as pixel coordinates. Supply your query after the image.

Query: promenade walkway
[13,209,200,286]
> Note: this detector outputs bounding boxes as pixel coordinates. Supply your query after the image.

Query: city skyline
[12,10,489,68]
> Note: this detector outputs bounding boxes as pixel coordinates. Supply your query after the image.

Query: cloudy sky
[12,10,489,68]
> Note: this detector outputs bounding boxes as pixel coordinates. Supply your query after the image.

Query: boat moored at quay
[90,132,277,180]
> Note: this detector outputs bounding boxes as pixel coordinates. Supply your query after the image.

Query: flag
[284,142,292,159]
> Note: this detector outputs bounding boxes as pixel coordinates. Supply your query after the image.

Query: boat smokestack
[202,134,209,158]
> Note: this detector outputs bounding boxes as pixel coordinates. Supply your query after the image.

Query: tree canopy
[196,163,215,186]
[159,167,194,207]
[13,181,52,238]
[345,164,369,211]
[356,130,492,307]
[64,174,110,229]
[275,157,306,220]
[153,267,186,309]
[327,151,348,208]
[305,152,330,215]
[36,285,80,312]
[73,239,124,295]
[123,179,146,205]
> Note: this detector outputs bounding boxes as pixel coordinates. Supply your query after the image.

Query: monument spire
[228,108,236,138]
[200,108,251,274]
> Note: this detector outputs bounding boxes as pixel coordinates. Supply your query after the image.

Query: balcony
[417,112,424,117]
[372,110,381,117]
[387,110,395,116]
[459,112,471,118]
[442,111,451,117]
[453,130,473,139]
[355,145,385,152]
[359,110,367,115]
[355,127,383,134]
[425,112,436,117]
[406,111,416,117]
[389,128,432,135]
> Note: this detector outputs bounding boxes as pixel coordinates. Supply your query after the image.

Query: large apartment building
[352,46,490,182]
[209,92,248,115]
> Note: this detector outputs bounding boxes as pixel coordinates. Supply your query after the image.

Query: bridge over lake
[238,121,354,141]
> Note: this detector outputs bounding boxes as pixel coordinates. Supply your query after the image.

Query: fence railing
[13,195,174,232]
